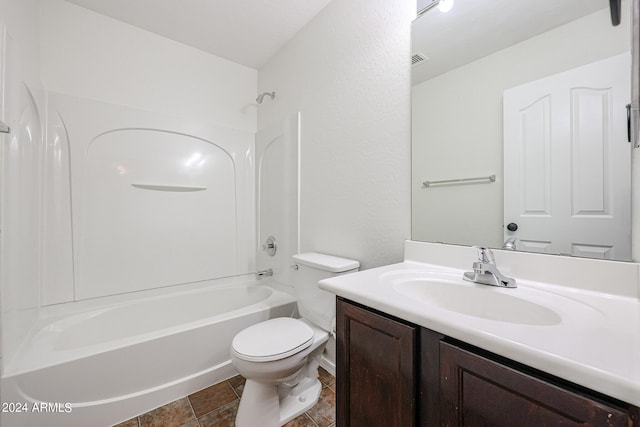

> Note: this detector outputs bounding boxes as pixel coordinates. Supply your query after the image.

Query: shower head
[256,91,276,104]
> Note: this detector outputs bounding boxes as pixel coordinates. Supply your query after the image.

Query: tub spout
[256,269,273,279]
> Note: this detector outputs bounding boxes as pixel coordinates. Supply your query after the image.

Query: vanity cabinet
[336,298,640,427]
[336,296,417,426]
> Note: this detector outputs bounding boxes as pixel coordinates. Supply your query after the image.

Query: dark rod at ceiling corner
[610,0,621,26]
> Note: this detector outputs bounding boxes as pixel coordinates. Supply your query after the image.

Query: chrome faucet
[463,246,516,288]
[256,269,273,279]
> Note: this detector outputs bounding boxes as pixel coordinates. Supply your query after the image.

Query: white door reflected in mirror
[503,53,631,260]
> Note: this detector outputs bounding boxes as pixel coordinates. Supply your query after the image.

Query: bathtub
[1,277,296,427]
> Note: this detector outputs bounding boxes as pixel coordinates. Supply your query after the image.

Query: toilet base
[235,377,322,427]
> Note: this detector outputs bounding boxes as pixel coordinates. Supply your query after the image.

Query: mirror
[411,0,633,261]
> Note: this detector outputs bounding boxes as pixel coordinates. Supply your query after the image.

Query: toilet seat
[232,317,314,362]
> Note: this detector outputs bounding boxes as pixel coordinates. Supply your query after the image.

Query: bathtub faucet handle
[262,236,277,256]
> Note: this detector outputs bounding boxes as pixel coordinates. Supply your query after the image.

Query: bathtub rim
[4,275,296,376]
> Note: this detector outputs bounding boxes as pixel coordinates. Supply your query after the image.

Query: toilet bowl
[231,318,328,426]
[230,252,359,427]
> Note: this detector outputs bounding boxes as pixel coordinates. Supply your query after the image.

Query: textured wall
[257,0,413,270]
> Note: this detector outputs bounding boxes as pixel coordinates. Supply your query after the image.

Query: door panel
[504,53,631,259]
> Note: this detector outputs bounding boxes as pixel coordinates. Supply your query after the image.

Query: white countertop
[319,242,640,407]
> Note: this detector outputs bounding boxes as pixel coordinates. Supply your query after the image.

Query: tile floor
[113,367,336,427]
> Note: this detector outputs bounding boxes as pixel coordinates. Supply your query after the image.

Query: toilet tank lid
[292,252,359,273]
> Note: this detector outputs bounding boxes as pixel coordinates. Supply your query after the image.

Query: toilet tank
[292,252,359,332]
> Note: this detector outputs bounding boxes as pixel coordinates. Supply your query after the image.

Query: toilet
[230,252,359,427]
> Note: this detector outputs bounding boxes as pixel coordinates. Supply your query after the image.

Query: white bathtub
[1,277,296,427]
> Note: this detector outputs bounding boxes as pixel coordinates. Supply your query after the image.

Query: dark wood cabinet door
[440,341,635,427]
[336,298,417,427]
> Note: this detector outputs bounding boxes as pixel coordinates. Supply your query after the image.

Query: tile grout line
[228,378,242,400]
[184,395,201,427]
[305,412,321,427]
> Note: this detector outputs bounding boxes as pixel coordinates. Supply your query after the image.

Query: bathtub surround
[42,92,257,303]
[0,0,46,383]
[37,0,259,306]
[255,113,301,290]
[2,0,260,370]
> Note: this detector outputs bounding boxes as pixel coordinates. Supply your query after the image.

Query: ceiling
[65,0,332,69]
[412,0,608,83]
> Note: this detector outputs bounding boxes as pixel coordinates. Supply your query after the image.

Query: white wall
[38,0,257,132]
[412,6,630,248]
[257,0,414,270]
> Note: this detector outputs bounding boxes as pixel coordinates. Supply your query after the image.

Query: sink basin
[385,271,562,326]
